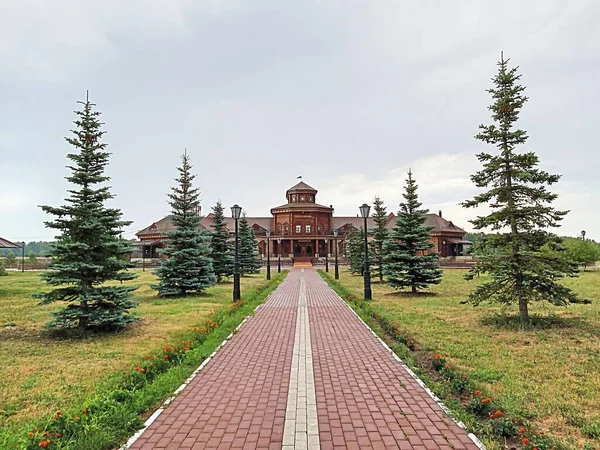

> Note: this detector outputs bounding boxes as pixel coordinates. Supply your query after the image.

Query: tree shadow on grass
[382,291,439,298]
[481,314,598,334]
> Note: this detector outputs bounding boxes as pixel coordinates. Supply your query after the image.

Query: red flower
[81,409,88,414]
[495,410,502,417]
[40,441,50,448]
[163,354,169,359]
[521,438,530,445]
[489,413,496,419]
[444,364,451,370]
[474,390,481,396]
[519,427,526,433]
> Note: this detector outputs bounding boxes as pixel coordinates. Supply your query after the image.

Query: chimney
[438,210,442,218]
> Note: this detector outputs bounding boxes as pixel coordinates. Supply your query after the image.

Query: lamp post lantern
[324,237,329,272]
[277,238,282,272]
[231,204,242,301]
[582,230,586,241]
[333,229,339,280]
[359,203,372,300]
[266,230,271,280]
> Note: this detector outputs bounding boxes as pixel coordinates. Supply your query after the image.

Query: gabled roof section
[331,213,465,234]
[0,236,20,248]
[286,181,317,195]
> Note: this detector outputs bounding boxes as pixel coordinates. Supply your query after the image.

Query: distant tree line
[0,241,54,257]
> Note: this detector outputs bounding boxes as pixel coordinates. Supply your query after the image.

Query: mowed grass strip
[333,268,600,449]
[0,270,269,427]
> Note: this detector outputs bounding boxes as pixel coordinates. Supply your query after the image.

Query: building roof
[271,202,332,212]
[0,236,20,248]
[137,212,465,238]
[286,181,317,194]
[137,216,274,237]
[331,213,465,234]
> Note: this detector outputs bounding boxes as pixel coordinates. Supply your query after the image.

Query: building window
[300,196,305,201]
[285,226,289,234]
[296,225,301,234]
[310,196,314,202]
[317,225,321,232]
[305,225,311,234]
[291,196,295,203]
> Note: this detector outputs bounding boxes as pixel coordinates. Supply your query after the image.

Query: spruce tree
[384,169,442,293]
[210,200,234,281]
[153,152,216,296]
[238,213,261,275]
[370,196,389,282]
[36,95,138,331]
[345,225,364,275]
[462,53,579,320]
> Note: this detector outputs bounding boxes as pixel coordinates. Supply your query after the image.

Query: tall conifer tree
[384,169,442,293]
[37,95,138,331]
[210,200,234,281]
[462,53,579,320]
[370,196,389,282]
[345,225,364,275]
[153,152,216,296]
[238,213,261,275]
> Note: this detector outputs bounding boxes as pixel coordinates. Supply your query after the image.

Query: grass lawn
[334,268,600,449]
[0,269,268,428]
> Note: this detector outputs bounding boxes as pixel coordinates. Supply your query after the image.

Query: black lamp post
[277,238,282,273]
[582,230,586,241]
[266,230,271,280]
[359,203,372,300]
[333,230,339,280]
[231,204,242,301]
[324,237,329,272]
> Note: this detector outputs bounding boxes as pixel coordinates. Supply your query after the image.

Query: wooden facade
[136,181,471,261]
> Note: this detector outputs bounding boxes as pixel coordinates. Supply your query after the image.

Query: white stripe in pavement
[282,271,319,450]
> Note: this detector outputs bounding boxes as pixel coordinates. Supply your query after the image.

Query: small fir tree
[210,200,234,281]
[345,225,365,275]
[4,252,16,268]
[238,213,261,275]
[36,95,138,331]
[384,169,442,293]
[462,53,579,320]
[370,196,389,282]
[28,252,38,266]
[0,259,7,276]
[153,152,217,296]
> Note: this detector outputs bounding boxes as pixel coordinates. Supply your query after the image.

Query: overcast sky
[1,0,598,242]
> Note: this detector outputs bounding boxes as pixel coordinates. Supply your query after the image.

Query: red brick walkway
[127,269,481,450]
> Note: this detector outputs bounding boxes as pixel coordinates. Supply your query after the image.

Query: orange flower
[54,433,61,437]
[489,413,496,419]
[74,416,80,421]
[43,432,50,436]
[519,427,526,433]
[474,390,481,396]
[495,410,502,417]
[56,411,62,416]
[444,364,451,370]
[28,432,34,437]
[81,409,88,414]
[163,354,169,359]
[513,418,519,423]
[39,441,50,448]
[521,438,530,445]
[146,355,152,359]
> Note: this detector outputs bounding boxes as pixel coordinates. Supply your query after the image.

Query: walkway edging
[326,281,487,450]
[120,302,268,450]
